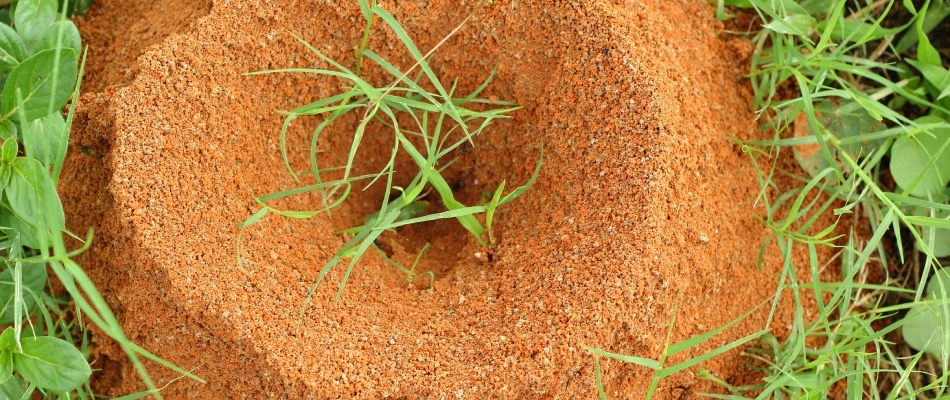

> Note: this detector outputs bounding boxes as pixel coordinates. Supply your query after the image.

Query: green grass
[589,0,950,398]
[0,0,202,397]
[239,0,541,314]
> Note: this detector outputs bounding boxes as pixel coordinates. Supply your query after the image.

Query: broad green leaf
[0,351,11,385]
[0,261,47,324]
[0,139,15,164]
[1,48,77,122]
[21,112,65,168]
[0,165,11,195]
[0,24,26,74]
[890,116,950,197]
[0,375,21,399]
[0,212,41,249]
[32,20,80,55]
[902,268,950,356]
[921,225,950,258]
[763,14,817,37]
[794,101,883,178]
[0,121,15,142]
[13,0,57,50]
[927,269,950,296]
[0,328,13,352]
[6,157,65,231]
[13,335,91,392]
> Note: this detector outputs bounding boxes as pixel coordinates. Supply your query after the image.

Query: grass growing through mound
[0,0,202,398]
[589,0,950,398]
[240,0,540,310]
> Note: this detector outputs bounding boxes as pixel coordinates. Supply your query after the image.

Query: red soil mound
[62,0,793,398]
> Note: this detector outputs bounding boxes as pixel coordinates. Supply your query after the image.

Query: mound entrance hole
[316,119,529,287]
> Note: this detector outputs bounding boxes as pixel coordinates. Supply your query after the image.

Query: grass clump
[589,0,950,398]
[240,0,540,309]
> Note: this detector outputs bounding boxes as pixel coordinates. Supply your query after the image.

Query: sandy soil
[58,0,812,398]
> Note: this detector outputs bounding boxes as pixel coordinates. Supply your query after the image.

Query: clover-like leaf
[13,335,90,392]
[890,116,950,198]
[1,48,77,123]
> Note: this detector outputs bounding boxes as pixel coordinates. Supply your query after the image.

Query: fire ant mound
[61,0,793,398]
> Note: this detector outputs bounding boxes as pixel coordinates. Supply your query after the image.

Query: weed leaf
[1,138,16,162]
[0,261,46,325]
[0,121,14,142]
[32,20,80,55]
[0,351,11,385]
[763,14,816,38]
[890,116,950,197]
[0,24,26,73]
[0,376,22,398]
[13,0,56,50]
[13,335,91,392]
[1,48,77,122]
[21,112,65,168]
[6,157,65,238]
[0,329,12,352]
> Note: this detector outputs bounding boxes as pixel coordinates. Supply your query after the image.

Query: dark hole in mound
[329,142,506,287]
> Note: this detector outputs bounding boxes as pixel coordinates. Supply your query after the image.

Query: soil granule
[61,0,808,398]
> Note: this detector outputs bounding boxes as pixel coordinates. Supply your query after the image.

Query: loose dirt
[61,0,809,398]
